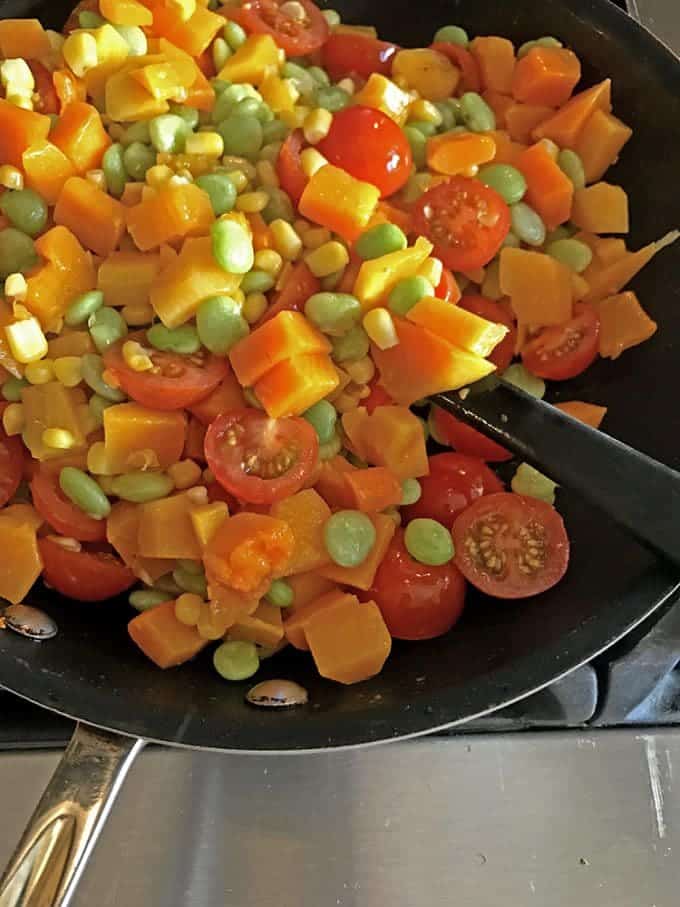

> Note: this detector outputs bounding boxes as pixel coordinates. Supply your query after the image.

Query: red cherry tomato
[103,339,228,411]
[257,261,320,326]
[452,493,570,599]
[321,32,398,82]
[39,537,136,602]
[403,453,504,526]
[522,303,600,381]
[318,106,412,198]
[432,406,512,462]
[27,61,59,114]
[430,42,481,94]
[30,469,107,542]
[369,530,467,640]
[413,177,511,272]
[204,409,319,505]
[458,294,517,371]
[276,130,307,205]
[0,428,24,508]
[434,267,459,302]
[363,379,393,414]
[227,0,329,56]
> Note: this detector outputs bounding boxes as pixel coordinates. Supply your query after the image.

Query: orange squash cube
[305,598,392,684]
[270,489,332,575]
[128,600,208,668]
[595,291,657,360]
[532,79,612,147]
[55,177,126,257]
[470,36,516,93]
[573,110,632,183]
[188,369,246,424]
[512,46,581,107]
[22,141,77,206]
[570,183,629,235]
[516,142,574,228]
[500,247,573,326]
[0,516,42,604]
[253,352,339,418]
[97,251,162,308]
[103,402,187,473]
[284,589,355,650]
[406,296,508,357]
[228,601,284,649]
[190,501,230,549]
[342,405,429,482]
[505,103,553,144]
[319,513,396,591]
[286,572,337,611]
[50,102,112,174]
[106,501,174,583]
[0,99,51,168]
[126,182,214,251]
[138,492,203,560]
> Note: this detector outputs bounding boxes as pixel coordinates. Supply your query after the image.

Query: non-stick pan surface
[1,0,679,751]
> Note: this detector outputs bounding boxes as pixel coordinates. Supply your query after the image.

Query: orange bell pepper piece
[103,402,187,472]
[128,600,208,668]
[54,177,126,257]
[516,141,574,228]
[22,140,77,206]
[270,489,332,575]
[500,247,573,326]
[595,291,657,360]
[203,512,295,597]
[342,406,429,482]
[0,515,42,604]
[299,164,380,242]
[305,597,392,684]
[555,401,607,429]
[0,99,51,168]
[427,131,496,176]
[50,102,112,174]
[512,47,581,107]
[573,109,632,184]
[0,18,50,58]
[532,79,612,147]
[253,352,339,418]
[505,103,553,144]
[126,182,214,251]
[319,513,397,591]
[470,36,516,94]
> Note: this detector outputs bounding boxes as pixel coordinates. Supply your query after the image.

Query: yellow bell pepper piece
[352,74,412,126]
[260,73,300,113]
[137,492,203,560]
[97,251,161,309]
[103,402,188,473]
[299,164,380,243]
[0,515,42,604]
[22,382,87,460]
[217,34,281,86]
[130,58,197,101]
[353,236,434,310]
[190,501,229,549]
[392,48,460,101]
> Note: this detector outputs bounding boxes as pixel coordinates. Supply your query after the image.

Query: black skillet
[1,0,680,904]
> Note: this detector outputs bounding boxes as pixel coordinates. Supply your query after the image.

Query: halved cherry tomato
[413,177,511,272]
[402,452,504,526]
[459,294,516,371]
[30,469,107,542]
[276,130,307,205]
[435,267,459,302]
[103,338,228,411]
[432,406,512,462]
[227,0,329,56]
[430,42,481,94]
[0,429,24,508]
[522,303,600,381]
[39,537,136,602]
[363,379,393,414]
[452,492,569,599]
[204,409,319,505]
[321,32,398,82]
[257,261,320,327]
[318,106,412,198]
[368,529,466,640]
[28,61,59,115]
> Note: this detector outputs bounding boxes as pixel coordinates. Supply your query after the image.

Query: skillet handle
[0,724,144,907]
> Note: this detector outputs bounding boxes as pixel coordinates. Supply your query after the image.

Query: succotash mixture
[0,0,674,686]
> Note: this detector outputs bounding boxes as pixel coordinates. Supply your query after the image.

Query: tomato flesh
[39,537,136,602]
[369,530,467,640]
[276,130,307,205]
[458,294,517,371]
[363,379,394,414]
[204,409,319,505]
[453,492,569,599]
[0,429,24,508]
[228,0,329,56]
[28,61,59,114]
[413,177,511,272]
[433,406,512,462]
[318,106,412,198]
[257,260,320,326]
[30,469,107,542]
[403,452,504,527]
[104,339,228,411]
[434,267,459,302]
[522,303,600,381]
[321,32,398,82]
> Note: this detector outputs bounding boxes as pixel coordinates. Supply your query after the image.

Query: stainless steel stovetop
[2,2,680,905]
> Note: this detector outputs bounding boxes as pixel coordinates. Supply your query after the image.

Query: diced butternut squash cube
[319,513,397,591]
[105,68,170,121]
[595,291,657,359]
[1,503,43,533]
[97,251,161,308]
[305,597,392,684]
[138,492,203,559]
[128,600,208,668]
[190,501,230,548]
[500,247,573,326]
[22,141,77,206]
[229,310,330,388]
[299,164,380,242]
[316,465,402,513]
[127,182,214,251]
[106,501,173,582]
[470,36,516,94]
[218,33,280,85]
[406,296,508,357]
[582,241,660,305]
[570,183,629,234]
[131,58,197,100]
[228,600,284,648]
[0,18,51,59]
[505,103,553,144]
[284,589,354,650]
[512,46,581,107]
[555,401,607,429]
[152,3,224,57]
[207,582,260,634]
[392,48,460,100]
[21,383,88,460]
[50,102,112,174]
[254,352,339,418]
[342,406,429,481]
[352,73,412,125]
[270,489,332,575]
[103,403,187,472]
[0,99,51,168]
[427,131,496,176]
[532,79,612,147]
[516,141,574,228]
[48,330,95,359]
[0,516,42,604]
[55,177,126,257]
[573,109,632,183]
[489,129,527,166]
[286,572,337,612]
[353,236,433,310]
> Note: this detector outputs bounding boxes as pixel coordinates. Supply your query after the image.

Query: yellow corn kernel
[344,356,376,386]
[175,593,203,626]
[2,403,24,436]
[53,356,83,388]
[337,77,355,95]
[255,159,279,189]
[270,219,303,261]
[0,59,34,96]
[226,169,249,193]
[42,428,76,450]
[279,0,307,20]
[98,476,116,495]
[242,292,268,324]
[222,156,257,180]
[24,359,55,386]
[303,108,333,145]
[5,317,48,364]
[4,273,27,301]
[363,307,399,350]
[0,165,23,190]
[418,257,444,287]
[121,302,155,326]
[236,190,270,213]
[300,147,328,179]
[254,249,283,276]
[280,105,310,130]
[145,164,174,188]
[305,240,350,278]
[122,340,153,372]
[185,485,208,505]
[167,459,203,490]
[185,132,225,158]
[63,32,99,78]
[302,226,332,251]
[408,98,443,126]
[7,93,33,110]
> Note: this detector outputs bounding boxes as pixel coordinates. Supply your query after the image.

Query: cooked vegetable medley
[0,0,676,686]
